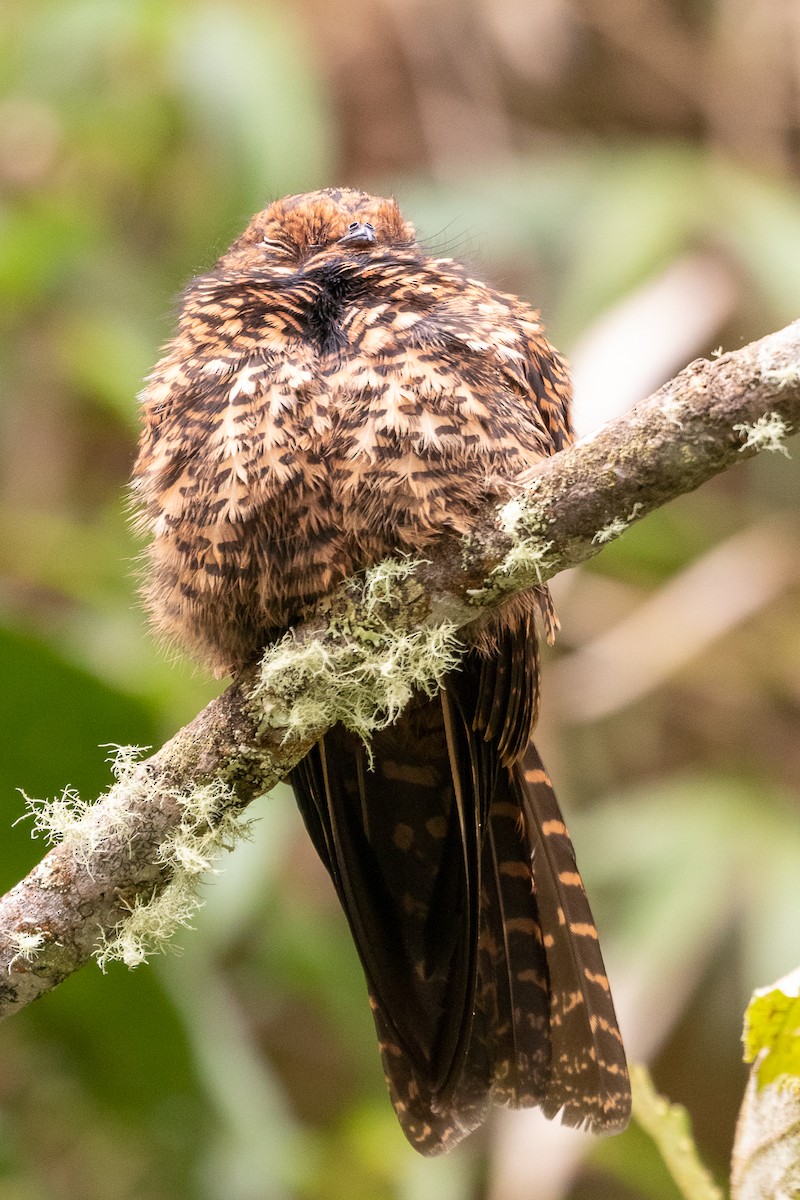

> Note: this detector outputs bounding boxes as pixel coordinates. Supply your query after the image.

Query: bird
[131,187,630,1154]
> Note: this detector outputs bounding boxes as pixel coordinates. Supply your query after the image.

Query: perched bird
[131,188,630,1153]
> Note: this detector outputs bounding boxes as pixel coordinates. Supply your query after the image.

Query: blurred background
[2,1,800,1197]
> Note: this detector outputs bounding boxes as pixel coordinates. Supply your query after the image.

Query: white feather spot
[202,358,230,375]
[229,364,260,401]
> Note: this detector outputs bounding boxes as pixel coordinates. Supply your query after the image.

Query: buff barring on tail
[131,187,630,1153]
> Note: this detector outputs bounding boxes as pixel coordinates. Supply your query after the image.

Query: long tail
[290,642,629,1152]
[514,744,630,1130]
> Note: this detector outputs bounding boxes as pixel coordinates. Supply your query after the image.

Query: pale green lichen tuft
[360,556,422,612]
[592,502,644,545]
[256,620,462,747]
[254,554,462,746]
[763,366,800,391]
[157,777,249,877]
[592,518,629,545]
[8,928,47,967]
[466,490,555,607]
[97,775,251,969]
[96,875,202,970]
[20,745,145,865]
[22,747,253,969]
[734,411,792,458]
[20,784,94,846]
[494,537,553,584]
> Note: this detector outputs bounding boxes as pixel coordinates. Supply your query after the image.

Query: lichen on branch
[0,319,799,1020]
[255,558,462,744]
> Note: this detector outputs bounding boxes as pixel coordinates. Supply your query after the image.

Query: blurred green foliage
[2,1,800,1198]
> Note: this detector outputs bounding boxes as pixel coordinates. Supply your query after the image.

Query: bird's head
[219,188,417,270]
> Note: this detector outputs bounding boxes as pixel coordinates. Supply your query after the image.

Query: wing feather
[290,695,483,1153]
[515,745,631,1131]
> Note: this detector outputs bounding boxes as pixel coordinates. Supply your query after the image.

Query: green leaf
[169,3,333,201]
[743,969,800,1089]
[712,159,800,323]
[55,311,154,428]
[0,624,158,887]
[0,199,91,310]
[556,143,706,339]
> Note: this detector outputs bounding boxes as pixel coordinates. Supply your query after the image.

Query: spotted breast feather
[131,187,630,1153]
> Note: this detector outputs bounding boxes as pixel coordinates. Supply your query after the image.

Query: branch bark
[1,321,799,1019]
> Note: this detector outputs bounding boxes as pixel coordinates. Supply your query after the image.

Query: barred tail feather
[290,644,630,1155]
[515,745,630,1132]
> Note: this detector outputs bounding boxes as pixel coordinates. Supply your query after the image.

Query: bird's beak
[339,223,377,247]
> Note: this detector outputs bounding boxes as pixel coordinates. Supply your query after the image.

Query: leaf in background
[394,153,595,326]
[743,969,800,1089]
[0,624,157,886]
[556,143,706,341]
[55,310,156,429]
[396,154,593,259]
[0,621,209,1193]
[581,493,736,586]
[713,159,800,324]
[168,3,334,204]
[732,1054,800,1199]
[158,950,308,1200]
[0,198,91,312]
[571,776,740,998]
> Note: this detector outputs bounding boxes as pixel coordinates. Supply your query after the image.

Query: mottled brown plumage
[131,187,630,1153]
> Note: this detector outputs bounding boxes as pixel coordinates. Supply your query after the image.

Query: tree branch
[1,321,799,1019]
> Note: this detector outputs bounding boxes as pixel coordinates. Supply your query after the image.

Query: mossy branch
[1,321,799,1018]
